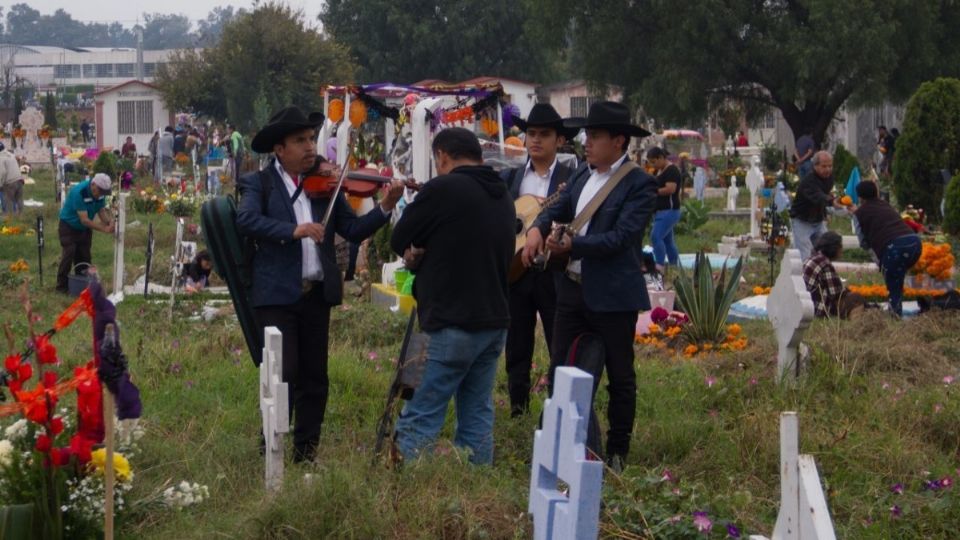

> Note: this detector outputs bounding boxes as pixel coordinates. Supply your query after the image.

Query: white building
[0,44,179,93]
[93,80,172,152]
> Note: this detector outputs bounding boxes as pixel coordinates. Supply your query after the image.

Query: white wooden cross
[746,157,764,238]
[107,192,127,304]
[767,249,814,381]
[529,367,603,540]
[167,218,184,320]
[749,412,837,540]
[261,327,289,492]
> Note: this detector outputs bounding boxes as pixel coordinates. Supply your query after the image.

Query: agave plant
[673,251,744,344]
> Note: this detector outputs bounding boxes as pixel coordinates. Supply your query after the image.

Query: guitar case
[201,196,262,366]
[565,332,604,460]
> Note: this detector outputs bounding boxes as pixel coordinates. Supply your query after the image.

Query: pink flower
[749,377,758,386]
[890,505,902,518]
[660,469,674,483]
[693,511,713,533]
[368,351,378,361]
[705,376,716,388]
[941,476,953,488]
[891,483,904,494]
[944,375,954,385]
[934,404,944,413]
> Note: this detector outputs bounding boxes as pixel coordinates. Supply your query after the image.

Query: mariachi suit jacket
[532,158,658,312]
[236,160,389,308]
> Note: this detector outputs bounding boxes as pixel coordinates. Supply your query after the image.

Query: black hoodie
[391,165,516,331]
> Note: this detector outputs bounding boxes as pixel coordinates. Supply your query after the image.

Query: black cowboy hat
[251,106,325,153]
[563,101,651,138]
[514,103,580,140]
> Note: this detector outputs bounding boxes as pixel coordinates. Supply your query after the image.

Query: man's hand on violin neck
[380,179,406,212]
[293,222,325,243]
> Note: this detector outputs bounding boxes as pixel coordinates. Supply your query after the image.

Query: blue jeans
[798,160,813,179]
[396,326,507,465]
[651,209,681,266]
[790,219,828,261]
[881,234,922,316]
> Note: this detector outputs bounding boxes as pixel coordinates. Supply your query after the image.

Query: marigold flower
[727,324,742,337]
[683,344,699,356]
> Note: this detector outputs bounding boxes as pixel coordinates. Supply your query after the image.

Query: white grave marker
[168,218,184,319]
[18,107,47,163]
[261,327,289,492]
[767,249,814,380]
[746,157,764,238]
[727,175,740,211]
[529,367,603,540]
[749,412,837,540]
[107,193,127,304]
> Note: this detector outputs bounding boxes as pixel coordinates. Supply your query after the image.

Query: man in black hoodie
[390,127,515,465]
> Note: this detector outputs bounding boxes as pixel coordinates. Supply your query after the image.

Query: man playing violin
[499,103,579,417]
[238,106,405,462]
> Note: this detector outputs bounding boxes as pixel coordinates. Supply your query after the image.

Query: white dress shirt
[275,161,323,281]
[567,153,629,274]
[518,158,557,199]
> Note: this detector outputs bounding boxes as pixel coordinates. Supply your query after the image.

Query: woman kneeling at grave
[182,250,214,293]
[802,231,868,319]
[853,181,923,317]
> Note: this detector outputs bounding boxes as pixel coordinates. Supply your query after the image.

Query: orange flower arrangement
[848,284,957,300]
[349,100,368,128]
[480,117,499,137]
[839,195,853,206]
[8,258,29,273]
[327,99,345,123]
[752,286,772,295]
[913,242,955,281]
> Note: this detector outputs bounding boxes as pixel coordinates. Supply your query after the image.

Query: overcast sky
[20,0,320,28]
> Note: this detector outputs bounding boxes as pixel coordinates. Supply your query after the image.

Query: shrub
[92,151,118,180]
[893,78,960,221]
[944,173,960,234]
[833,144,859,190]
[760,144,785,172]
[676,199,709,235]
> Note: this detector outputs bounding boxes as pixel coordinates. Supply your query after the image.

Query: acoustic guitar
[508,188,565,284]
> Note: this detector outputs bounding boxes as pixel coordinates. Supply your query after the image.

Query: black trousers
[549,276,638,458]
[505,269,556,414]
[255,286,331,452]
[57,221,93,292]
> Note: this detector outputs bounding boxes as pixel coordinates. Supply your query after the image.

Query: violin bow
[320,126,357,227]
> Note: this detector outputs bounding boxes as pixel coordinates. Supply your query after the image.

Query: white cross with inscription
[746,157,764,238]
[767,249,815,380]
[529,367,603,540]
[261,327,289,492]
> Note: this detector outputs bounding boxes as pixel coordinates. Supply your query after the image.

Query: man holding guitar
[522,101,657,471]
[500,103,579,417]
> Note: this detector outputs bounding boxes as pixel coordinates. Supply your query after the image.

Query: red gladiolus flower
[68,434,94,464]
[35,434,52,453]
[35,336,58,365]
[42,371,57,388]
[4,353,21,372]
[16,385,49,424]
[50,417,64,435]
[49,448,69,467]
[7,379,21,393]
[16,363,32,382]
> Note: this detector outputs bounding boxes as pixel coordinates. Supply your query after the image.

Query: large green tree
[893,78,960,220]
[320,0,556,83]
[529,0,960,146]
[155,3,353,132]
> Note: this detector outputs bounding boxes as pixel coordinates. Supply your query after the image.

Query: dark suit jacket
[236,161,389,307]
[533,158,657,312]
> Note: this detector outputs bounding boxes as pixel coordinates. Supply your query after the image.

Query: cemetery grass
[3,174,960,538]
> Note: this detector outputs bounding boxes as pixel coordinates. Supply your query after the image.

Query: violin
[301,159,420,199]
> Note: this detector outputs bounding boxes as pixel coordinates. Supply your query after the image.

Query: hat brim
[515,116,580,141]
[251,115,325,153]
[563,118,651,138]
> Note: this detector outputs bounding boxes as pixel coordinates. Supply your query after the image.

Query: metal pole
[36,215,43,286]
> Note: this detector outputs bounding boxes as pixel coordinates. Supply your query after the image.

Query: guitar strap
[568,161,638,234]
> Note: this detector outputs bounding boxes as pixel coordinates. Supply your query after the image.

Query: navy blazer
[500,160,575,200]
[236,161,390,307]
[533,158,658,312]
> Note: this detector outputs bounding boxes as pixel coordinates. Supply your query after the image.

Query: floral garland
[848,284,958,300]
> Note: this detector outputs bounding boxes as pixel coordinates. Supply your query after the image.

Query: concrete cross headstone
[727,175,740,211]
[168,218,184,319]
[18,107,47,163]
[766,249,814,380]
[529,367,603,540]
[107,193,127,304]
[749,412,837,540]
[746,157,764,238]
[261,327,289,492]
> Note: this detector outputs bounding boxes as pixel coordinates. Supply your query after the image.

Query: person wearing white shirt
[522,101,657,472]
[238,107,405,463]
[499,103,578,417]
